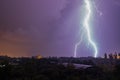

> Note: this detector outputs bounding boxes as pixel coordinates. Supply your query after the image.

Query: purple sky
[0,0,120,57]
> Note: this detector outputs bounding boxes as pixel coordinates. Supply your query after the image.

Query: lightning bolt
[74,0,98,58]
[74,32,83,57]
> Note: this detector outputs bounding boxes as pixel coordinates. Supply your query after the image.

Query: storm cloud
[0,0,120,57]
[0,0,81,57]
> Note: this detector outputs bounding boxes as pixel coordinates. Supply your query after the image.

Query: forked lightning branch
[74,0,98,58]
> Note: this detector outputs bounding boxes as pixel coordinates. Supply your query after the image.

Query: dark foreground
[0,56,120,80]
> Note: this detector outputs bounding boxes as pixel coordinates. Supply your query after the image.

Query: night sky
[0,0,120,57]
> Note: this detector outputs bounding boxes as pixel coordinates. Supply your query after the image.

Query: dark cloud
[0,0,120,57]
[0,0,82,57]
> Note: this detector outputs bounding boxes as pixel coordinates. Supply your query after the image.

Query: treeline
[0,58,120,80]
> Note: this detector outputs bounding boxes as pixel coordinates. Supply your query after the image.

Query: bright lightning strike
[74,0,98,58]
[84,0,98,57]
